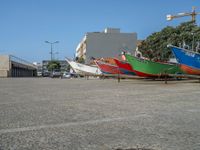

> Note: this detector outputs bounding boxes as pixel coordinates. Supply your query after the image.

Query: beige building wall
[0,55,10,77]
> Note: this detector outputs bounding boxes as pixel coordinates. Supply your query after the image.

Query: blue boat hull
[169,45,200,75]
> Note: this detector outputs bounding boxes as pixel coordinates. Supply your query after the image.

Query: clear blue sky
[0,0,199,63]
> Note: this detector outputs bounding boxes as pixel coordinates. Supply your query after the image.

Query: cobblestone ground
[0,78,200,150]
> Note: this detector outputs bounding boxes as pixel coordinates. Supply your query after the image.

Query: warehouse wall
[0,55,10,77]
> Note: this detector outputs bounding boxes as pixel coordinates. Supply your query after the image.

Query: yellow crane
[166,7,200,23]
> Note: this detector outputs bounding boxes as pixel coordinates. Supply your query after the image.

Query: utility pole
[45,41,59,61]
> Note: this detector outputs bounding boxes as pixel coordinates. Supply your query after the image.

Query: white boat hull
[66,58,102,75]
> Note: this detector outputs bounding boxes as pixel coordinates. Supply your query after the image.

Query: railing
[9,55,37,69]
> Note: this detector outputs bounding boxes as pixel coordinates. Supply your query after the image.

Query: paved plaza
[0,78,200,150]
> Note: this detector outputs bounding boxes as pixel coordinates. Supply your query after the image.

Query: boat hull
[66,58,102,75]
[180,64,200,75]
[169,45,200,75]
[95,60,120,74]
[125,54,182,77]
[113,58,135,76]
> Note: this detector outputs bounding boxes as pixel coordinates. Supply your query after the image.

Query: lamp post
[45,41,59,61]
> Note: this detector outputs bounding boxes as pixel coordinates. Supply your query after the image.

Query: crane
[166,7,200,23]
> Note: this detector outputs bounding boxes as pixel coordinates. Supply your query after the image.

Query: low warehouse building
[0,55,37,77]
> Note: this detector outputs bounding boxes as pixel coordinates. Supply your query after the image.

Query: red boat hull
[132,69,159,77]
[113,58,135,75]
[95,60,121,74]
[180,64,200,75]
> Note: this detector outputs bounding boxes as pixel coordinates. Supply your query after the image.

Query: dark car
[42,71,50,77]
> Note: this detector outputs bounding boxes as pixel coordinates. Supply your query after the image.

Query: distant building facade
[33,62,43,76]
[0,55,37,77]
[76,28,137,63]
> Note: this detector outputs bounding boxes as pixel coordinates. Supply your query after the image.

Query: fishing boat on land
[113,58,135,75]
[66,58,102,75]
[94,60,121,74]
[94,57,135,75]
[124,53,182,77]
[168,45,200,75]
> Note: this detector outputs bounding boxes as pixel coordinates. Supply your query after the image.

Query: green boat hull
[125,54,182,77]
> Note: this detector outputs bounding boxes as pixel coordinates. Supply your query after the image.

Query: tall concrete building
[76,28,137,63]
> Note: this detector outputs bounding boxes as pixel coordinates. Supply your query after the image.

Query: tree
[47,60,61,71]
[138,21,200,61]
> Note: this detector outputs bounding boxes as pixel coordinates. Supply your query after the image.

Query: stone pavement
[0,78,200,150]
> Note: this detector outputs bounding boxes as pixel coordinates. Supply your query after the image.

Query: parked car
[51,69,61,78]
[70,72,79,78]
[62,72,71,78]
[42,71,50,77]
[37,71,42,77]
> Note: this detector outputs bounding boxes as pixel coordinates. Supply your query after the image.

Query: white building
[76,28,137,63]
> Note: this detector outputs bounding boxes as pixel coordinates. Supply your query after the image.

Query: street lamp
[45,41,59,61]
